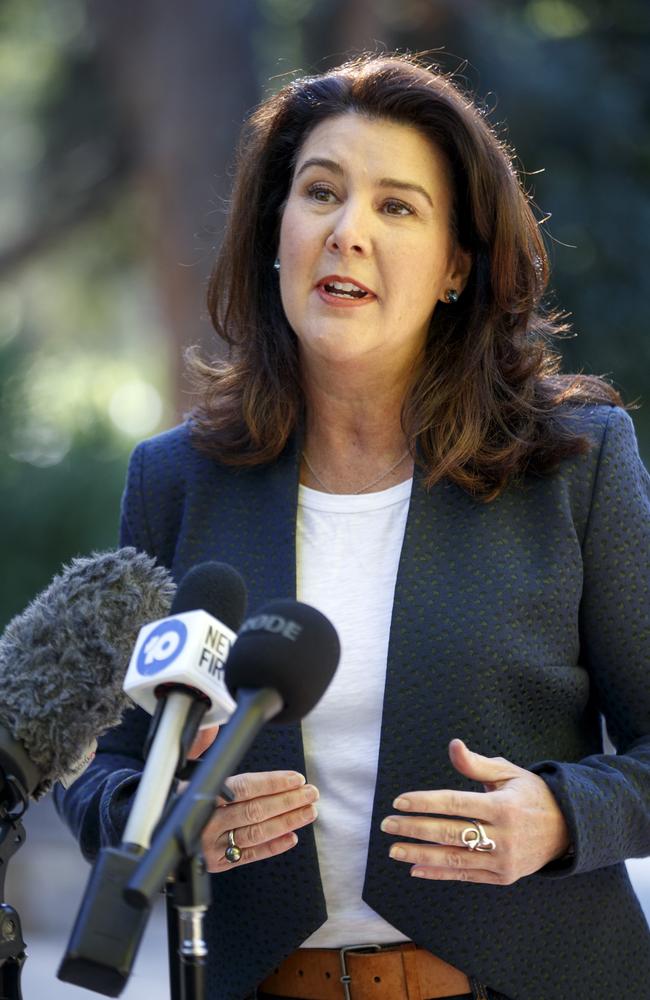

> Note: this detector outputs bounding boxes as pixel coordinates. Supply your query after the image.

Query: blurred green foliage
[0,330,122,612]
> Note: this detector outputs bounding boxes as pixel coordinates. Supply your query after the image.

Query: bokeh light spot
[526,0,590,38]
[108,380,163,437]
[9,422,72,467]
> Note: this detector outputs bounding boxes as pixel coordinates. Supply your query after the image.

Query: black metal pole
[167,853,211,1000]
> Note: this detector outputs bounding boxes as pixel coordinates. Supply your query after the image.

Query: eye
[307,183,338,204]
[383,199,414,216]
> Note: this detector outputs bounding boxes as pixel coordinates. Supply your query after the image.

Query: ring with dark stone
[225,829,242,863]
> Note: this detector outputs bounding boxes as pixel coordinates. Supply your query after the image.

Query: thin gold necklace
[302,449,411,495]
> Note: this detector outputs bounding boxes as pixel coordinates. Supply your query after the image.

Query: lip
[315,274,377,297]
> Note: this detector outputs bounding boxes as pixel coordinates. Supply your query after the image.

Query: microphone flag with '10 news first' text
[123,579,245,726]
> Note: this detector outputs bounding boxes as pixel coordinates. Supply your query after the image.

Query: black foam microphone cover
[170,561,247,629]
[225,599,340,724]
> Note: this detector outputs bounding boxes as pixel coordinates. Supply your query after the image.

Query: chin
[300,328,374,357]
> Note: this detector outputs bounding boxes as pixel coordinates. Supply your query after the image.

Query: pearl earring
[273,258,281,272]
[445,288,459,304]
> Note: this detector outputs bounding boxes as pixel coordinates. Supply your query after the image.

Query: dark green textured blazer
[56,404,650,1000]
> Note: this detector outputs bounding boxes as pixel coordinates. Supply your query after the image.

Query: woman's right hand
[185,728,319,871]
[198,770,319,873]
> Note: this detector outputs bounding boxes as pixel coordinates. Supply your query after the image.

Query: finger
[188,725,220,760]
[381,814,496,848]
[389,842,500,874]
[392,789,497,822]
[206,783,319,837]
[205,831,299,873]
[231,801,318,850]
[220,770,306,805]
[410,866,506,885]
[448,739,521,788]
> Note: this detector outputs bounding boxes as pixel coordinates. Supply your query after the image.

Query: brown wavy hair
[189,52,621,499]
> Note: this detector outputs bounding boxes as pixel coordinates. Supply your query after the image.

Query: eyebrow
[294,157,434,208]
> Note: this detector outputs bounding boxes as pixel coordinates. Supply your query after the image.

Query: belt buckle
[338,943,381,1000]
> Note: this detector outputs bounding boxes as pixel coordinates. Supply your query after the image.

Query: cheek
[277,216,307,324]
[278,207,294,258]
[279,204,313,261]
[388,250,443,312]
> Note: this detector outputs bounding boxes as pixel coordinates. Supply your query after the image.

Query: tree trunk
[89,0,261,417]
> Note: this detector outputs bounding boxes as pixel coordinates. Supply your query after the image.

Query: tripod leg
[0,958,26,1000]
[0,905,26,1000]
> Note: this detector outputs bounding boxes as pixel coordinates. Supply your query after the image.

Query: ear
[448,246,473,296]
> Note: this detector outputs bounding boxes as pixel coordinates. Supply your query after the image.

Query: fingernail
[381,818,398,833]
[390,846,406,860]
[393,797,410,810]
[220,783,235,803]
[411,869,425,878]
[305,785,320,801]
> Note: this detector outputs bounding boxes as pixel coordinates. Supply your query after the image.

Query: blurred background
[0,0,648,996]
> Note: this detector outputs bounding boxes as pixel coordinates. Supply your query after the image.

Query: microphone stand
[161,701,218,1000]
[0,774,29,1000]
[58,692,251,999]
[125,688,283,1000]
[0,732,46,1000]
[165,850,211,1000]
[165,764,235,1000]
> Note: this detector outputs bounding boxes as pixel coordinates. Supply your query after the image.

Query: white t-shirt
[297,478,413,947]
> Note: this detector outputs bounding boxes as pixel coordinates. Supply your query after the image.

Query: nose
[324,199,371,257]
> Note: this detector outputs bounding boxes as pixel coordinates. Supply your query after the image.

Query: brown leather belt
[258,943,472,999]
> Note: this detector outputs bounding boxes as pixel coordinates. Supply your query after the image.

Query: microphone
[122,561,247,850]
[225,598,341,722]
[0,547,173,1000]
[124,560,246,726]
[58,561,247,997]
[0,547,175,805]
[124,598,340,910]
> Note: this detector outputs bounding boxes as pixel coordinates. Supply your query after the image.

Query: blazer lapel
[362,469,484,938]
[183,437,328,998]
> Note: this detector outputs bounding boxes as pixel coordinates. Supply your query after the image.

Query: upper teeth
[325,281,367,295]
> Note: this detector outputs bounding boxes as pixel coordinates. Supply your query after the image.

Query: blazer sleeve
[54,441,158,861]
[530,406,650,876]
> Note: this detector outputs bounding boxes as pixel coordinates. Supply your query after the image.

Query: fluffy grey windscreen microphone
[0,547,176,799]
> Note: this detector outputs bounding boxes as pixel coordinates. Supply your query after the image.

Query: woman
[56,54,650,1000]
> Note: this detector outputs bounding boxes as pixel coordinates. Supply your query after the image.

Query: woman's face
[278,112,471,374]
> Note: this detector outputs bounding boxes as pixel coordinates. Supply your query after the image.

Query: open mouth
[316,277,376,301]
[322,281,368,299]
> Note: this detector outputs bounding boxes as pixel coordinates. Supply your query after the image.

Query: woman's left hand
[381,738,571,884]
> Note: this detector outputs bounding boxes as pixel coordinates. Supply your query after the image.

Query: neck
[300,357,415,494]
